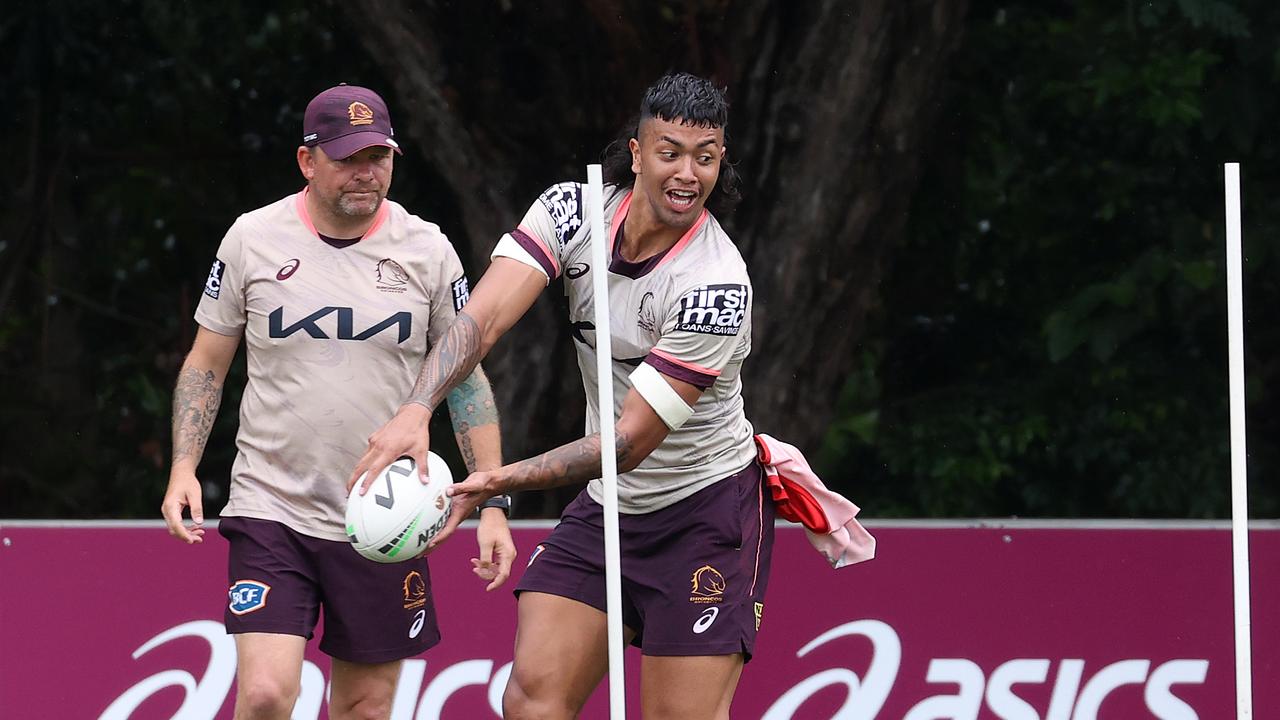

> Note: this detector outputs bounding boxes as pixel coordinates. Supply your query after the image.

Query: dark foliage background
[1,0,1275,520]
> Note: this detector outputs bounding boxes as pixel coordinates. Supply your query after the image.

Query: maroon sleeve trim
[509,228,559,280]
[644,352,716,391]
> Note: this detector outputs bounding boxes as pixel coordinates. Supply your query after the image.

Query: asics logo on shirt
[276,258,301,280]
[268,306,412,343]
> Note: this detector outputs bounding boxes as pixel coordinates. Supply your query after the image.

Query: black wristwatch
[479,494,512,517]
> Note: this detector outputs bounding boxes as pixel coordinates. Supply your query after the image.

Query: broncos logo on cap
[348,101,375,126]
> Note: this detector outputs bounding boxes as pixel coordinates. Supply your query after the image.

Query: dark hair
[601,73,742,214]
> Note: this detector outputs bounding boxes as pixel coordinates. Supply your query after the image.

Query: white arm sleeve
[491,234,551,285]
[629,363,695,430]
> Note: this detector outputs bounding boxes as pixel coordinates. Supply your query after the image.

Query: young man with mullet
[161,84,515,720]
[350,73,771,719]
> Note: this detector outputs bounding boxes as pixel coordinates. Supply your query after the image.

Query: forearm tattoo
[506,429,638,491]
[456,428,478,474]
[448,366,500,474]
[171,368,223,467]
[408,311,483,412]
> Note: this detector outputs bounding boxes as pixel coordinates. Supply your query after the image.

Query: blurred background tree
[818,0,1280,518]
[1,0,1275,520]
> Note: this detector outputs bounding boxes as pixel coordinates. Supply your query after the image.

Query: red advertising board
[1,521,1275,718]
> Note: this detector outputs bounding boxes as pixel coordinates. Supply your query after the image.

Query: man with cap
[160,84,516,720]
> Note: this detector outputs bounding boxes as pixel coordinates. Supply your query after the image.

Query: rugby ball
[345,453,453,563]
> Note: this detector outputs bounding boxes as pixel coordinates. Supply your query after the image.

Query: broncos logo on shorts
[689,564,726,603]
[402,570,427,610]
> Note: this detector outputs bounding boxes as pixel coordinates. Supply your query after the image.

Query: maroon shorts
[218,516,440,663]
[515,461,775,660]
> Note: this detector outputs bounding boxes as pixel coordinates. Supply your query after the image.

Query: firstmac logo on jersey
[203,259,226,299]
[537,182,583,249]
[675,284,748,336]
[451,276,470,312]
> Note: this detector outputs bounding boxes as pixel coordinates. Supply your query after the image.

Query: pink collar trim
[609,190,708,270]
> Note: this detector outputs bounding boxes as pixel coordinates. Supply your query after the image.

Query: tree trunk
[344,0,969,502]
[728,0,970,447]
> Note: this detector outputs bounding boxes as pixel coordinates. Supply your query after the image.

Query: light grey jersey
[493,183,756,513]
[195,190,470,541]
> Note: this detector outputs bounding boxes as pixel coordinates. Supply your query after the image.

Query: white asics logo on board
[693,607,720,634]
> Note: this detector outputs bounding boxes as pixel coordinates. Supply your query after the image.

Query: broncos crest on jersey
[492,183,756,514]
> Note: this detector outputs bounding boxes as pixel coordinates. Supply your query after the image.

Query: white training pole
[1223,162,1253,719]
[587,163,626,719]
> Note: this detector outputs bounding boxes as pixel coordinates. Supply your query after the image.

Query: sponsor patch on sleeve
[451,276,470,312]
[674,284,749,336]
[536,182,584,249]
[203,258,226,299]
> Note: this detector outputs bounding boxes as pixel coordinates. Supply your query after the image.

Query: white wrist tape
[629,362,695,430]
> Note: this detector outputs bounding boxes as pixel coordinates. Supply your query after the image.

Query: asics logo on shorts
[527,544,547,568]
[228,580,270,615]
[409,609,426,639]
[693,607,720,634]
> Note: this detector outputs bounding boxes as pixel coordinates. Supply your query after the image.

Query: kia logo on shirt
[268,307,412,343]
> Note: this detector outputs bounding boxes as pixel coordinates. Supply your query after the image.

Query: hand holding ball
[345,452,453,563]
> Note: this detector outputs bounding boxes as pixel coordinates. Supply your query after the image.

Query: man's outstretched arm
[424,375,705,550]
[347,257,546,493]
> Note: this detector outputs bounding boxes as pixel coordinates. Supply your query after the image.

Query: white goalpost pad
[587,163,627,719]
[1223,162,1253,719]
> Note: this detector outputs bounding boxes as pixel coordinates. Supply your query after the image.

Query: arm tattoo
[446,368,500,432]
[505,429,638,491]
[408,311,483,412]
[448,367,501,473]
[456,424,478,474]
[171,368,223,467]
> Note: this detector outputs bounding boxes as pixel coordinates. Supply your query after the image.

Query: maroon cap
[302,84,402,160]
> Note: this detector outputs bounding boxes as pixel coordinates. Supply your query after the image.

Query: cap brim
[318,132,403,160]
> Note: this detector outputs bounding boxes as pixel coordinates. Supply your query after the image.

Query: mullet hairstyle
[601,73,743,214]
